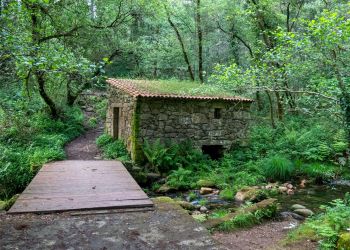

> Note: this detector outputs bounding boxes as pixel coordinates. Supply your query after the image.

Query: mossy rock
[337,232,350,250]
[153,196,176,204]
[3,194,19,211]
[0,200,6,211]
[197,179,216,188]
[176,201,195,211]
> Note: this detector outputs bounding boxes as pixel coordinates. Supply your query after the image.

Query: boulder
[200,187,214,195]
[337,232,350,250]
[291,204,306,210]
[203,198,277,229]
[278,186,288,193]
[197,179,216,188]
[287,189,295,195]
[294,208,314,217]
[286,184,294,189]
[176,201,195,211]
[157,184,176,194]
[0,200,6,211]
[200,206,208,213]
[280,211,305,221]
[235,187,260,202]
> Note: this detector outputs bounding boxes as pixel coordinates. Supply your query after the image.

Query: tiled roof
[106,78,254,102]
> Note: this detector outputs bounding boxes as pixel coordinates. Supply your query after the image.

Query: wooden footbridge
[9,160,153,214]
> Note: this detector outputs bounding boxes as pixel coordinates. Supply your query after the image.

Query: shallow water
[273,184,350,212]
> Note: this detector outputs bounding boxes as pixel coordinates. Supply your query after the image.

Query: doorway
[112,107,120,139]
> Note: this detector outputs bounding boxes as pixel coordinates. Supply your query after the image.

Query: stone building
[106,78,253,162]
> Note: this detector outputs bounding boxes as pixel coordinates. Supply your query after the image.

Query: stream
[161,181,350,213]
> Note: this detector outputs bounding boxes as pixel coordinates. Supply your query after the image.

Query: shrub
[0,107,84,199]
[297,162,338,182]
[166,167,195,190]
[143,139,208,174]
[219,188,236,201]
[96,134,129,160]
[262,155,294,181]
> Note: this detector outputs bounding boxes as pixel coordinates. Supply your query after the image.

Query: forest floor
[212,219,317,250]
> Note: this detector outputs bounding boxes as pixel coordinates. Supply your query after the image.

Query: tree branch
[217,21,254,58]
[39,25,82,43]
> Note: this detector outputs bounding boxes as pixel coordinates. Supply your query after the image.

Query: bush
[0,107,84,200]
[96,134,129,161]
[166,167,195,190]
[262,155,294,181]
[143,139,208,174]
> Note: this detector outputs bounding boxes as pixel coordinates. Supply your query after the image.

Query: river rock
[200,187,214,195]
[291,204,306,210]
[197,179,216,188]
[176,201,195,211]
[235,187,260,202]
[286,183,293,189]
[287,189,295,195]
[200,206,208,213]
[157,184,175,193]
[278,186,288,193]
[280,211,305,221]
[294,208,314,217]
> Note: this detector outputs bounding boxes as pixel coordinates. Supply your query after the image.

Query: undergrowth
[96,134,130,161]
[287,193,350,249]
[0,106,84,200]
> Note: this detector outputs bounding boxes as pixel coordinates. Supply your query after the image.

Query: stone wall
[106,86,136,151]
[138,97,251,150]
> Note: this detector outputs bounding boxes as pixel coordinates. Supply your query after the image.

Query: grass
[0,106,84,200]
[125,79,242,98]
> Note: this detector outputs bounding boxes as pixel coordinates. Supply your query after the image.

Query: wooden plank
[8,160,153,214]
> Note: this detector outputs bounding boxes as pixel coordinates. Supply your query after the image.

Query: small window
[214,108,222,119]
[202,145,224,160]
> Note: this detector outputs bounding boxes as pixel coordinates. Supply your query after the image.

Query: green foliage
[219,188,236,201]
[96,134,130,161]
[143,139,207,174]
[217,202,278,231]
[0,107,84,199]
[262,155,294,182]
[297,163,339,182]
[288,193,350,250]
[166,168,195,190]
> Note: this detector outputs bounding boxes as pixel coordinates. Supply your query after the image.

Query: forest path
[65,105,104,160]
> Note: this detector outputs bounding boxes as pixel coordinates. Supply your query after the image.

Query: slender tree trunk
[167,15,195,81]
[275,91,284,121]
[266,90,276,129]
[36,71,58,118]
[196,0,204,83]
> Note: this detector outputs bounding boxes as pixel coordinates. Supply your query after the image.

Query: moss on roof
[130,79,234,97]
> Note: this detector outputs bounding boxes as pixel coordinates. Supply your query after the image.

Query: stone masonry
[106,79,253,161]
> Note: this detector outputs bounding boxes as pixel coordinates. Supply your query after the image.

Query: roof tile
[107,78,253,102]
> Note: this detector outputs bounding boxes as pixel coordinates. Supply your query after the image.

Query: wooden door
[113,107,120,139]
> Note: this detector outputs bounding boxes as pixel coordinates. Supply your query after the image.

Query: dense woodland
[1,0,350,249]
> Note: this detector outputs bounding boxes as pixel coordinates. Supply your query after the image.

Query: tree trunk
[167,15,195,81]
[266,90,276,129]
[36,71,58,118]
[275,91,284,121]
[196,0,204,83]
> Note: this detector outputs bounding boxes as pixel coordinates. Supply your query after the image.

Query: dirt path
[65,110,104,160]
[212,219,317,250]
